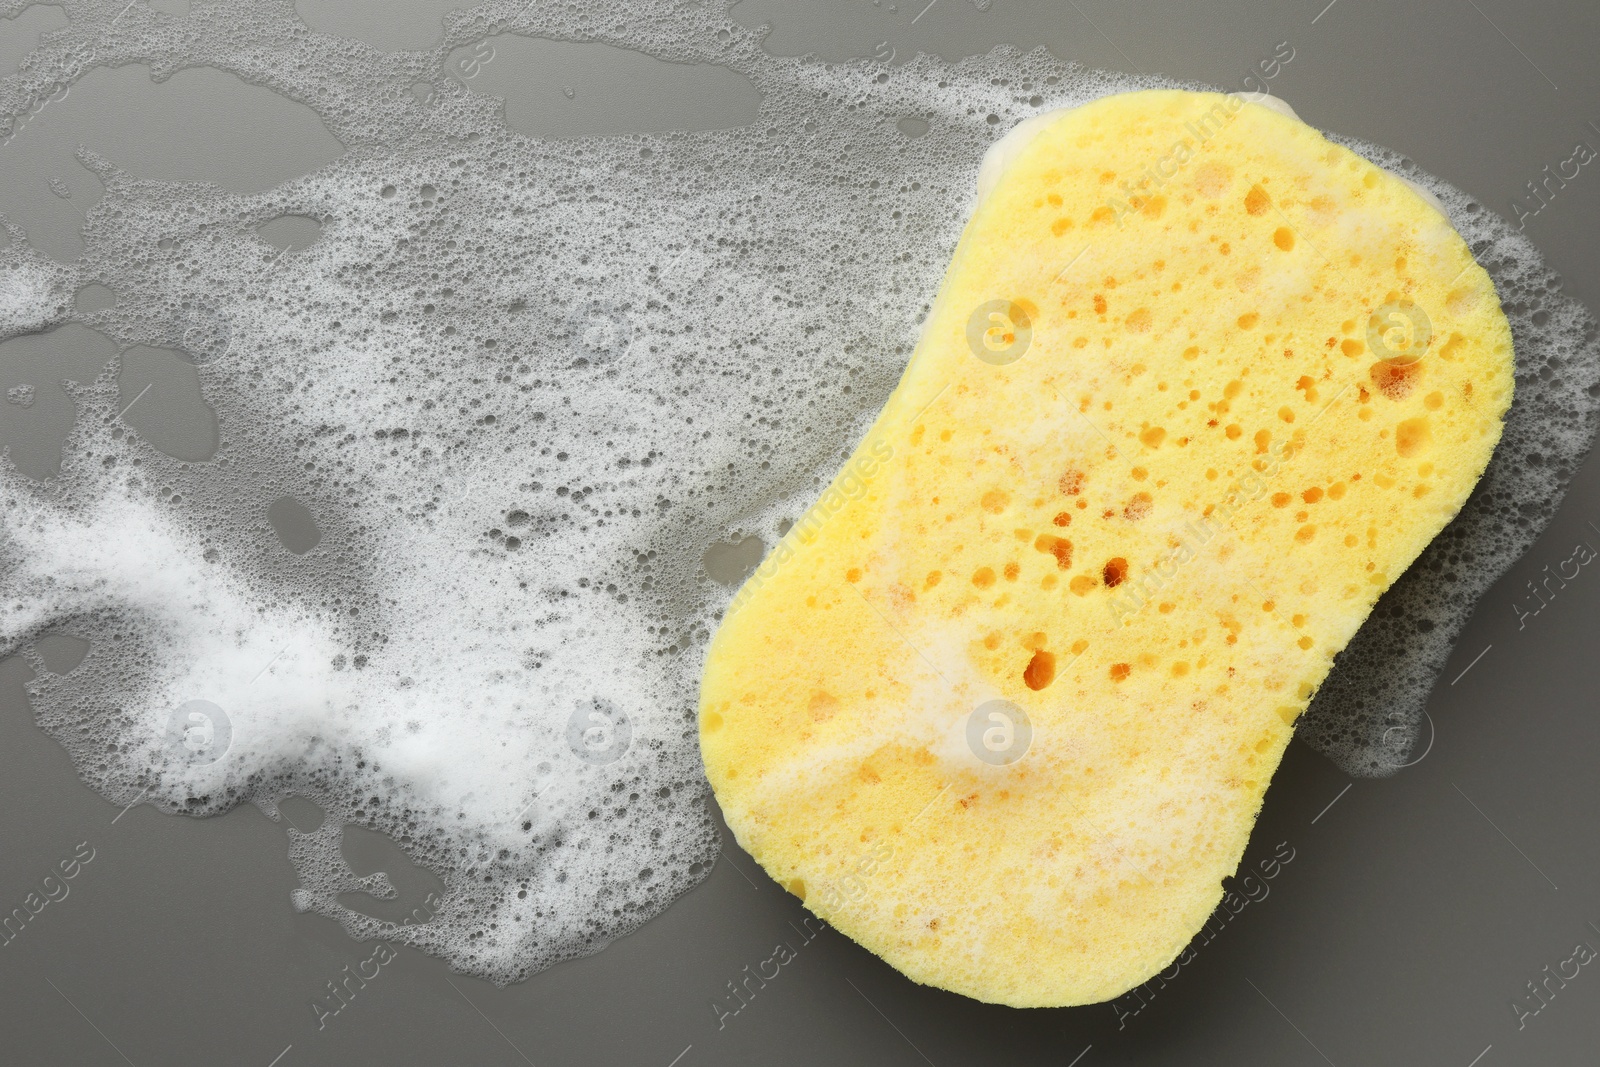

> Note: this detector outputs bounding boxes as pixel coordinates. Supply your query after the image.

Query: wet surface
[0,63,342,260]
[0,1,1598,1066]
[444,34,763,139]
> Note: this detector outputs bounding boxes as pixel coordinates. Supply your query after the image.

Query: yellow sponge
[699,89,1512,1007]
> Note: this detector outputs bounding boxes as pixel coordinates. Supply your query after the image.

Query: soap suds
[0,0,1593,983]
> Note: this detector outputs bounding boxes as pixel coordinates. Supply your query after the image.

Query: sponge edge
[700,89,1513,1007]
[976,94,1449,223]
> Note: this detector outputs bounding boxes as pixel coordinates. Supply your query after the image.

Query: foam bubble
[0,0,1593,982]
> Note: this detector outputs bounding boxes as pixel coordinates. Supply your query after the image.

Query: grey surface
[2,1,1599,1065]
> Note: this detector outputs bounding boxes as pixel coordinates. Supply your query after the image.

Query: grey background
[1,0,1598,1064]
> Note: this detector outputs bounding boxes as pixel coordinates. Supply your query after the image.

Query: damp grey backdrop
[2,0,1599,1064]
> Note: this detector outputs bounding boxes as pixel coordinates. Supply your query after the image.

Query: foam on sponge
[700,90,1515,1006]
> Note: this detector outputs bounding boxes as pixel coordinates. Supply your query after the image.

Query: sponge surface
[699,89,1513,1007]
